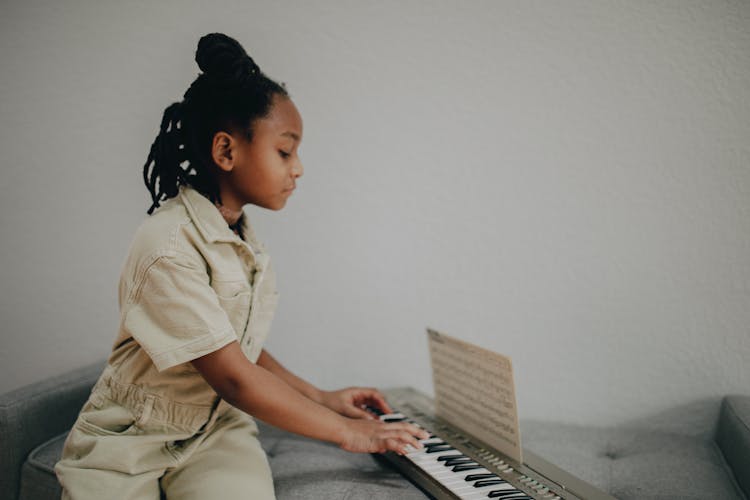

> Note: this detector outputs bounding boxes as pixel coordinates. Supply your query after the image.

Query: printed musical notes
[427,328,523,464]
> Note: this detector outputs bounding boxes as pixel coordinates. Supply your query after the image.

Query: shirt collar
[178,184,254,247]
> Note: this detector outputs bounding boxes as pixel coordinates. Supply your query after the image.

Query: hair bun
[195,33,260,83]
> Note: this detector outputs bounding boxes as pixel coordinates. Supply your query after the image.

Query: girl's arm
[256,349,324,403]
[191,341,427,454]
[257,348,394,419]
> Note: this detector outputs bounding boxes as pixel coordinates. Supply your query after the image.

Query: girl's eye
[279,150,291,159]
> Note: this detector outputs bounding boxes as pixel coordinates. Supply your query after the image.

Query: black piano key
[473,479,508,488]
[424,441,447,447]
[425,445,455,453]
[443,457,475,466]
[464,473,497,481]
[437,454,465,461]
[443,456,474,464]
[364,405,386,416]
[452,463,483,472]
[487,490,528,498]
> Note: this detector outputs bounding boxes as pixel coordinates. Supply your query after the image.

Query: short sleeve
[122,252,238,371]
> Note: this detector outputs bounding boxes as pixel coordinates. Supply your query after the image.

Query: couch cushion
[521,419,745,500]
[715,395,750,498]
[21,421,428,500]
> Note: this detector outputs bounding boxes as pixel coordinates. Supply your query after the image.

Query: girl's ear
[211,131,237,172]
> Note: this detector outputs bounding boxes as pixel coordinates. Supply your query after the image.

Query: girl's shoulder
[123,197,203,271]
[120,186,259,286]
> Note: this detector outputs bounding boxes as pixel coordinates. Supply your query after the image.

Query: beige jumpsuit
[55,185,280,499]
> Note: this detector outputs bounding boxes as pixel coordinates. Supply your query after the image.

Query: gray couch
[1,360,747,500]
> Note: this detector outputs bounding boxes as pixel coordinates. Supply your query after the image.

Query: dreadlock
[142,32,289,216]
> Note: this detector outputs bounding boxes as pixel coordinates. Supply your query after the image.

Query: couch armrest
[715,395,750,499]
[0,360,105,500]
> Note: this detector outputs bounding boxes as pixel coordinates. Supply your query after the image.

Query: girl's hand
[339,418,429,455]
[320,387,393,420]
[319,387,393,420]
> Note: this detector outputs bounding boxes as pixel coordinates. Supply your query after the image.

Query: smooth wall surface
[1,1,748,428]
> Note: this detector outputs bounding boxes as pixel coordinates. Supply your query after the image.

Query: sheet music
[427,328,523,464]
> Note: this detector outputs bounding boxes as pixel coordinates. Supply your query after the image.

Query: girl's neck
[215,202,243,227]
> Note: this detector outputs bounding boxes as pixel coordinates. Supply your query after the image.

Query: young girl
[54,32,427,500]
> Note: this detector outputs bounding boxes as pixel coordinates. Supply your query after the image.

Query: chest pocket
[213,277,253,343]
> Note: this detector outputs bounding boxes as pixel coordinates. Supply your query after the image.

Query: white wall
[1,0,748,429]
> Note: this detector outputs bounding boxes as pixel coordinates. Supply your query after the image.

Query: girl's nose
[292,158,304,178]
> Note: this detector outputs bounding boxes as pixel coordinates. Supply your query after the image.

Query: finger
[381,431,423,455]
[348,388,378,404]
[385,422,430,440]
[352,391,393,416]
[368,391,393,414]
[348,391,389,416]
[379,428,424,448]
[393,429,423,450]
[383,437,409,455]
[345,406,377,420]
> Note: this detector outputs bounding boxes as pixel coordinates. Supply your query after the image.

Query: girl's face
[212,94,304,211]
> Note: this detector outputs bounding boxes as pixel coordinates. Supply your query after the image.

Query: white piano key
[417,456,472,467]
[406,455,464,467]
[430,465,484,475]
[408,451,462,462]
[405,449,485,473]
[424,466,491,481]
[446,475,514,496]
[419,437,445,445]
[454,484,514,499]
[455,484,517,500]
[418,458,477,469]
[453,484,512,494]
[439,467,495,479]
[459,488,520,500]
[451,479,513,492]
[446,472,497,485]
[379,413,408,422]
[427,467,475,478]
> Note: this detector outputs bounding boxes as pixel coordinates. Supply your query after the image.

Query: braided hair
[142,33,289,215]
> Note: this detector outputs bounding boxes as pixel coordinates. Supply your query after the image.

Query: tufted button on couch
[1,360,748,500]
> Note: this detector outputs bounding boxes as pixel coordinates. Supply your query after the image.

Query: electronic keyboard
[370,387,616,500]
